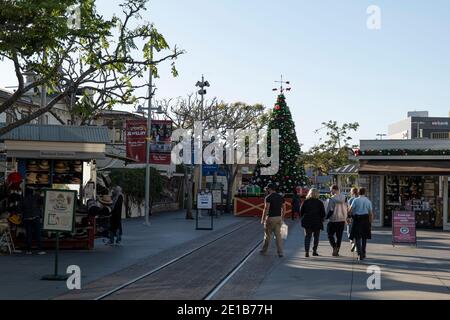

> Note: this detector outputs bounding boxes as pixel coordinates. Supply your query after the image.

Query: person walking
[260,183,286,257]
[326,185,348,256]
[291,189,301,221]
[300,188,325,257]
[348,187,373,261]
[347,187,359,252]
[22,188,46,255]
[109,186,124,245]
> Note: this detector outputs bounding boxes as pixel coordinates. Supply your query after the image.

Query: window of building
[431,132,450,139]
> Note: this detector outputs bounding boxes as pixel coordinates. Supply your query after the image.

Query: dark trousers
[355,237,367,257]
[304,228,320,252]
[327,221,345,249]
[24,218,42,251]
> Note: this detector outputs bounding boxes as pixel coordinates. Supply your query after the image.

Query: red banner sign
[126,119,173,165]
[392,211,417,244]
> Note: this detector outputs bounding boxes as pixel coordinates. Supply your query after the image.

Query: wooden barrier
[234,196,293,218]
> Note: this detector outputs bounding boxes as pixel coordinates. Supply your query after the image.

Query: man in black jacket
[22,188,46,255]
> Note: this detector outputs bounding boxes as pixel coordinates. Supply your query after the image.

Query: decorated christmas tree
[251,93,307,194]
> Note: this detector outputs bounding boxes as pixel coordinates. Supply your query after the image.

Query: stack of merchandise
[54,161,69,173]
[73,161,82,173]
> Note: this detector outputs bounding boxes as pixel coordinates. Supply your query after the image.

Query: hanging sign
[392,211,417,245]
[126,119,173,164]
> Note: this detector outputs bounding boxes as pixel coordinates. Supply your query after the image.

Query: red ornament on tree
[275,105,281,110]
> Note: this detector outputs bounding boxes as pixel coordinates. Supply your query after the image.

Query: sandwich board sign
[212,189,222,204]
[43,189,77,232]
[42,189,77,281]
[197,192,212,209]
[392,211,417,246]
[196,192,213,230]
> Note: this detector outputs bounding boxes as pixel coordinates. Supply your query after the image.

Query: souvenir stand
[0,124,109,249]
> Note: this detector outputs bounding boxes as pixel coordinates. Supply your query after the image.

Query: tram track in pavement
[94,220,263,300]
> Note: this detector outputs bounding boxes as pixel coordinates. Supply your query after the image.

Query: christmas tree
[251,93,307,194]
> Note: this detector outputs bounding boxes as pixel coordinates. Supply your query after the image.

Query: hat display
[72,160,83,172]
[71,177,81,184]
[39,160,50,170]
[55,161,68,173]
[98,194,113,205]
[37,173,49,184]
[26,173,38,184]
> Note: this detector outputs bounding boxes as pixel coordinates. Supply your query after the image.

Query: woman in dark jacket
[109,186,124,245]
[300,188,326,257]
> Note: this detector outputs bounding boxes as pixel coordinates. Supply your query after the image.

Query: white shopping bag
[280,223,288,240]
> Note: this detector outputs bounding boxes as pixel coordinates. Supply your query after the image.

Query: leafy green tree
[303,120,359,177]
[0,0,183,133]
[252,94,307,194]
[109,167,163,217]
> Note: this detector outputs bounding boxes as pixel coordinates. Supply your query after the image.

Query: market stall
[356,139,450,231]
[0,124,109,249]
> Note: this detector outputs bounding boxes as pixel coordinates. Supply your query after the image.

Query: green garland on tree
[251,94,307,193]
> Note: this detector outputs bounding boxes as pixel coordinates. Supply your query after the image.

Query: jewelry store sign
[43,190,77,232]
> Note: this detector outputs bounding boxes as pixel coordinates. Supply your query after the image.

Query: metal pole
[54,231,59,276]
[144,46,153,226]
[198,76,204,193]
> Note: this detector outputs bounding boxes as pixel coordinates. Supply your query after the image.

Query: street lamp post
[140,47,163,226]
[376,133,387,140]
[195,75,210,193]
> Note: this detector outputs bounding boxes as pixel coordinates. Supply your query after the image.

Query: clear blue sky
[1,0,450,149]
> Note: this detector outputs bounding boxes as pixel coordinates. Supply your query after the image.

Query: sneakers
[351,242,356,252]
[312,251,320,256]
[278,253,284,258]
[305,252,310,258]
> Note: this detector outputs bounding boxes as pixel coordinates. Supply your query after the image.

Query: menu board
[371,176,381,224]
[43,189,77,232]
[392,211,417,245]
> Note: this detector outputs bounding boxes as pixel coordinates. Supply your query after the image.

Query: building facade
[388,111,450,140]
[355,139,450,231]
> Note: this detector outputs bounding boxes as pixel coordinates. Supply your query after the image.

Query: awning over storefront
[0,123,109,160]
[359,160,450,175]
[330,163,359,175]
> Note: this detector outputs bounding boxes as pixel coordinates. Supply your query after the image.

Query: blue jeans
[24,218,42,251]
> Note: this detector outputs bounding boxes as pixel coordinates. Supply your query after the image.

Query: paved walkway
[0,210,241,300]
[250,221,450,300]
[2,214,449,300]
